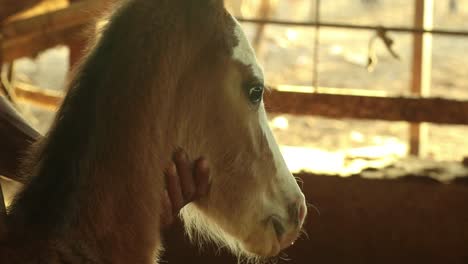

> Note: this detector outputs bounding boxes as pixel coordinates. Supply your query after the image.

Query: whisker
[299,228,310,240]
[294,176,304,189]
[278,252,291,262]
[294,176,304,184]
[307,202,321,216]
[267,255,279,264]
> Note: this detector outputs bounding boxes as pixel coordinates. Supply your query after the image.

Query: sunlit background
[5,0,468,175]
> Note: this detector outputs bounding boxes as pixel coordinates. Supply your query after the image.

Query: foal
[1,0,307,263]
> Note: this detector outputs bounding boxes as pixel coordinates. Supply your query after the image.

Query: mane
[7,0,228,242]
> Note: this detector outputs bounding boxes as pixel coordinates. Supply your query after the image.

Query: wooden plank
[265,90,468,125]
[11,84,468,126]
[2,0,95,40]
[14,83,63,110]
[0,0,42,22]
[3,24,87,63]
[1,0,101,62]
[6,0,68,22]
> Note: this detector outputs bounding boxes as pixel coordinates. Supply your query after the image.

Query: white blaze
[230,16,301,201]
[231,17,264,82]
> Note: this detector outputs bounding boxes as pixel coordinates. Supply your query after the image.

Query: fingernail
[174,147,188,162]
[167,162,177,175]
[198,158,209,171]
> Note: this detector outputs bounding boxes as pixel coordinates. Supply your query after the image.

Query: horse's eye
[248,86,264,105]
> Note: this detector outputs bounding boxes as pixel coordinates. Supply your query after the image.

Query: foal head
[87,0,306,258]
[154,0,308,258]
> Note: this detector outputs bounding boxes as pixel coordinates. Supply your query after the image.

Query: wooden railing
[1,0,101,63]
[11,84,468,126]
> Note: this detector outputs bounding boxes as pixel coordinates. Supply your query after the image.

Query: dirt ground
[9,0,468,173]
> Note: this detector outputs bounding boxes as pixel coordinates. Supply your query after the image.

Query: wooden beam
[14,83,63,110]
[11,83,468,126]
[0,0,41,22]
[265,90,468,125]
[1,0,101,62]
[3,24,88,63]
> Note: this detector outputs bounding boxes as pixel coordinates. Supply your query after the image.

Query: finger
[173,148,196,202]
[193,158,210,199]
[165,163,184,215]
[161,190,174,228]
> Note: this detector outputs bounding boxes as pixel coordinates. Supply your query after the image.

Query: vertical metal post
[312,0,321,91]
[251,0,272,52]
[410,0,433,156]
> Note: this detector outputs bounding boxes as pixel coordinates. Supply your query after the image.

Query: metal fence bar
[237,18,468,37]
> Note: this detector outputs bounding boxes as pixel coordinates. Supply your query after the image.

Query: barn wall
[162,174,468,264]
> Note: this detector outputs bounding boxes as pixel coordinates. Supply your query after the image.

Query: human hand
[161,149,210,228]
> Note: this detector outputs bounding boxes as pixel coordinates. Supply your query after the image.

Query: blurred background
[2,0,468,177]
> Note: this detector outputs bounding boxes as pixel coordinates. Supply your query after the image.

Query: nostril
[271,216,285,238]
[289,199,307,226]
[287,202,299,226]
